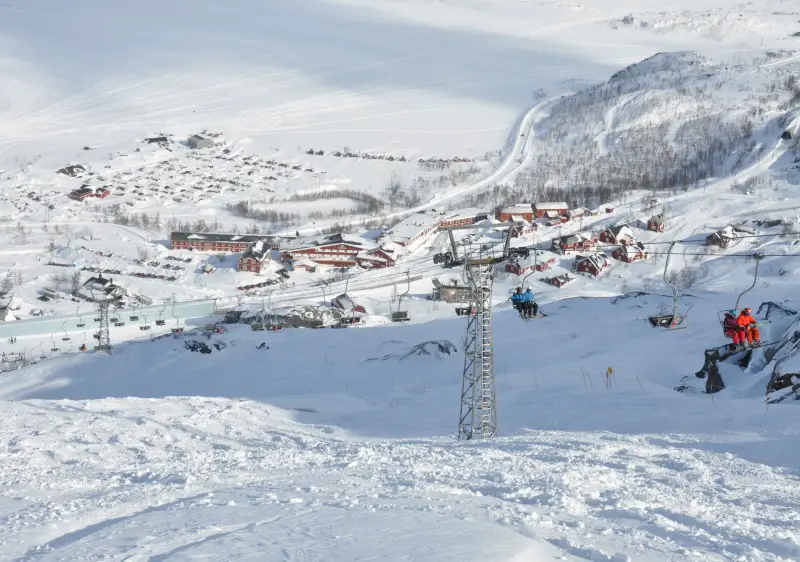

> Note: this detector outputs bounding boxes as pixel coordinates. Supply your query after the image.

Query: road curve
[277,94,564,236]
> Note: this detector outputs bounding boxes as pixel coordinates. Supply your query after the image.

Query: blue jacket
[511,293,524,303]
[522,290,534,302]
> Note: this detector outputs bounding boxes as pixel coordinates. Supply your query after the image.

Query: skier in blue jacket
[510,287,524,315]
[522,287,537,318]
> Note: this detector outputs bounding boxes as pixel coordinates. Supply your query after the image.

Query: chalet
[573,253,611,278]
[171,232,276,253]
[599,224,636,245]
[332,293,367,314]
[188,134,213,149]
[505,259,533,276]
[552,232,597,253]
[647,214,666,233]
[567,207,587,221]
[237,239,271,273]
[612,242,647,263]
[56,164,86,177]
[496,204,534,222]
[78,274,127,301]
[706,226,737,248]
[68,186,110,202]
[281,232,377,267]
[533,202,568,219]
[547,273,574,288]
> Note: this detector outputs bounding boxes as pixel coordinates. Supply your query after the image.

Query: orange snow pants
[745,326,760,344]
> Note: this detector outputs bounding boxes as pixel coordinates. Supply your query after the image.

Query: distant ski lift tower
[458,246,498,440]
[89,285,113,354]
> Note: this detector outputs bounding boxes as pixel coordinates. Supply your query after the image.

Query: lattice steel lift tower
[450,223,520,441]
[90,288,113,354]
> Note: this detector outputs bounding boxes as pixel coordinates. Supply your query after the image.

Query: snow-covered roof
[606,225,636,240]
[356,251,387,262]
[577,253,609,269]
[283,232,377,251]
[499,204,533,213]
[534,202,568,210]
[384,212,440,242]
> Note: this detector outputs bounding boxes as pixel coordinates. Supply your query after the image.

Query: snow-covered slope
[3,296,800,560]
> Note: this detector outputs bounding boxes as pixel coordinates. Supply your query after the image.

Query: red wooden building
[552,232,598,253]
[171,232,276,253]
[647,214,666,233]
[547,273,574,288]
[599,225,636,245]
[533,202,568,219]
[237,239,272,273]
[573,253,611,277]
[611,243,647,263]
[496,204,534,222]
[68,186,111,202]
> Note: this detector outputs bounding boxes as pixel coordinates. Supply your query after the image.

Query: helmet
[743,307,751,314]
[728,310,737,315]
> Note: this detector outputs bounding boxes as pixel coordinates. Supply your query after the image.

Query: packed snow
[1,0,800,560]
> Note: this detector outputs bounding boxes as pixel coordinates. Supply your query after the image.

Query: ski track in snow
[2,398,800,561]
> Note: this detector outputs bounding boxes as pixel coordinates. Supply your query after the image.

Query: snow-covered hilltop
[1,0,800,560]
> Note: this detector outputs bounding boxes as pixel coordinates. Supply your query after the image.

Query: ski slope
[2,295,800,561]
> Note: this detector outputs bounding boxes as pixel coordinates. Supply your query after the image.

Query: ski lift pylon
[648,241,692,330]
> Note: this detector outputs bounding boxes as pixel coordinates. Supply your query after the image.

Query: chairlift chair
[61,321,71,342]
[391,272,411,322]
[716,253,763,327]
[648,241,692,330]
[155,299,167,326]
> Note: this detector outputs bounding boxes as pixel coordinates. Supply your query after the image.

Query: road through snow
[278,94,563,236]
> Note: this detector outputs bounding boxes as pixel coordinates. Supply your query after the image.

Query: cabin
[188,134,213,149]
[552,232,598,253]
[647,214,666,233]
[332,293,367,314]
[599,224,636,245]
[78,274,127,301]
[706,226,737,248]
[496,204,534,222]
[567,207,587,221]
[547,273,574,288]
[68,186,110,202]
[573,253,611,278]
[612,243,647,263]
[237,239,271,273]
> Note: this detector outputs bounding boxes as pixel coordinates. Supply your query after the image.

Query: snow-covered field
[1,0,800,559]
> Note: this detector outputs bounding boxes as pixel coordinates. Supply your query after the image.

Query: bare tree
[137,246,151,263]
[0,276,14,294]
[70,271,82,295]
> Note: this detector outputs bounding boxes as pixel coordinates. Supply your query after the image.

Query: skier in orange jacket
[737,307,760,345]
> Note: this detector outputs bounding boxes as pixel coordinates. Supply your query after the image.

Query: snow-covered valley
[1,0,800,560]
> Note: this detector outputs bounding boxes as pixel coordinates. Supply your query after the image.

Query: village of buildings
[0,130,750,338]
